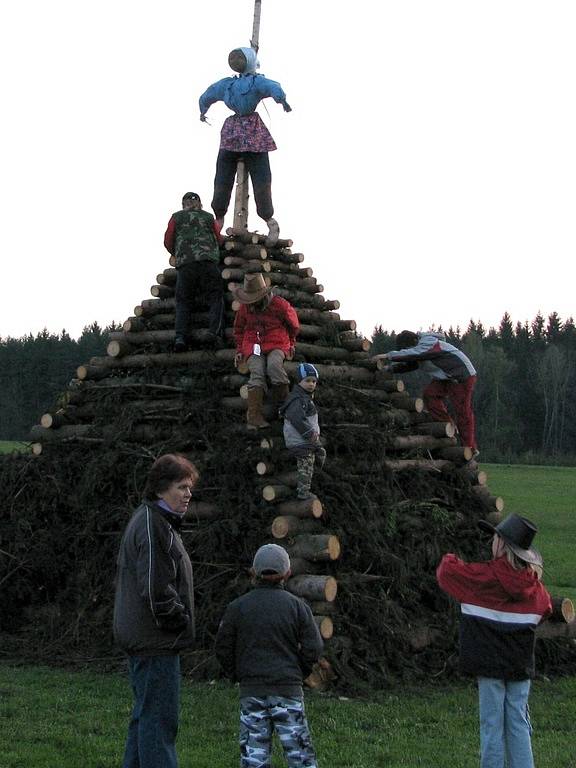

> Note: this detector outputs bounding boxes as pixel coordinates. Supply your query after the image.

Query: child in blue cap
[279,363,326,500]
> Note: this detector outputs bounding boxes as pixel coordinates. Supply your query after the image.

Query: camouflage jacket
[164,209,220,267]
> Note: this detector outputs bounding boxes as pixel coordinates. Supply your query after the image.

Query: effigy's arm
[199,78,229,117]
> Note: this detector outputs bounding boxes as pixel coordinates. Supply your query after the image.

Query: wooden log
[275,497,324,519]
[372,379,405,393]
[472,485,504,513]
[223,256,271,272]
[433,446,473,463]
[266,272,321,294]
[225,227,259,244]
[262,484,292,502]
[157,268,177,286]
[287,575,338,602]
[550,597,575,623]
[339,337,371,352]
[271,515,322,539]
[415,422,456,438]
[79,348,236,378]
[135,298,176,317]
[293,307,341,325]
[388,435,457,451]
[107,339,136,358]
[30,424,95,442]
[456,465,488,485]
[384,459,454,472]
[268,249,304,265]
[314,615,334,639]
[266,258,299,273]
[253,233,294,248]
[268,286,336,310]
[150,284,174,299]
[238,243,268,260]
[284,361,373,383]
[388,393,424,412]
[294,342,350,361]
[76,364,110,381]
[285,534,341,562]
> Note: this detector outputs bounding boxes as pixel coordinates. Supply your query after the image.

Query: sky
[1,0,575,341]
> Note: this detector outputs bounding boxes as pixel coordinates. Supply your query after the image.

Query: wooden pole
[233,0,262,231]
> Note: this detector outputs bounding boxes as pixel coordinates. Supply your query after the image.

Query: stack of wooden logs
[25,226,575,682]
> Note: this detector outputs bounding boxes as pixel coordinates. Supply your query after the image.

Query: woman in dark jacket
[114,454,198,768]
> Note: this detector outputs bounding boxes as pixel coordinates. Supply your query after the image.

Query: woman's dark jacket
[113,501,195,655]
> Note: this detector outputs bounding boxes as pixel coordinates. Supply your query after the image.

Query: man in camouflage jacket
[164,192,224,351]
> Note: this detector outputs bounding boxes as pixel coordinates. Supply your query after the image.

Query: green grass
[1,665,576,768]
[0,440,28,454]
[482,464,576,601]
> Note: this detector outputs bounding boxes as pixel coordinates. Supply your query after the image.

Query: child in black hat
[279,363,326,500]
[215,544,322,768]
[436,513,552,768]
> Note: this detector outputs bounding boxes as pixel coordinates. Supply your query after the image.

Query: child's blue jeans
[478,677,534,768]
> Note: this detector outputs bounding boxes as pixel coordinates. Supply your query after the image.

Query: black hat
[478,513,542,566]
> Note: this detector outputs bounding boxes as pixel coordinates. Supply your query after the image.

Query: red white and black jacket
[437,553,552,680]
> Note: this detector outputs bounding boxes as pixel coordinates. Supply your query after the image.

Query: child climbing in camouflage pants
[279,363,326,500]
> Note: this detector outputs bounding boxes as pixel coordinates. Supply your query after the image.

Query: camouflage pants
[239,696,318,768]
[296,449,326,497]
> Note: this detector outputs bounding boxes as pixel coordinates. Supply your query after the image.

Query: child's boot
[271,382,289,405]
[246,387,270,430]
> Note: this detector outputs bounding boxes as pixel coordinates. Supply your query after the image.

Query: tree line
[371,311,576,463]
[1,312,575,464]
[0,323,112,440]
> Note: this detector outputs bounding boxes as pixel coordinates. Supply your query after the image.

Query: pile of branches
[1,369,574,691]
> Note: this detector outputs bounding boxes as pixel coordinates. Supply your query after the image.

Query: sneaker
[265,218,280,247]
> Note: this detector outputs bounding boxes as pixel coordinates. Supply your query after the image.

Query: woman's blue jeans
[478,677,534,768]
[122,655,181,768]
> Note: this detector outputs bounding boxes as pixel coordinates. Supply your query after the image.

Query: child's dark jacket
[437,553,552,680]
[279,385,319,455]
[215,582,323,698]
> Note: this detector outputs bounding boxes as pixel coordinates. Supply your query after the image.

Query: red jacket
[437,553,552,680]
[234,296,299,358]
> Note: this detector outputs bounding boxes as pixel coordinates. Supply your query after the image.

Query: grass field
[482,464,576,601]
[0,440,28,454]
[1,665,576,768]
[0,464,575,767]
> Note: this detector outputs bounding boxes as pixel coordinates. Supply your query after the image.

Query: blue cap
[297,363,319,382]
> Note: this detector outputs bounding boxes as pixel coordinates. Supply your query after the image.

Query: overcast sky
[1,0,574,341]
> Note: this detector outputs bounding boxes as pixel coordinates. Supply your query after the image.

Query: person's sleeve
[281,300,299,344]
[199,79,227,115]
[436,553,492,603]
[298,602,323,677]
[234,306,246,350]
[387,336,438,363]
[164,216,176,255]
[215,606,237,680]
[134,510,190,631]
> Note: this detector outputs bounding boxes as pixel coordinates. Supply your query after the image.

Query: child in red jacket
[437,514,552,768]
[233,273,299,429]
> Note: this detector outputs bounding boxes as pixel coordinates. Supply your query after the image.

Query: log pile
[1,227,574,689]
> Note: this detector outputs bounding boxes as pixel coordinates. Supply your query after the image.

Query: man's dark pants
[175,260,224,344]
